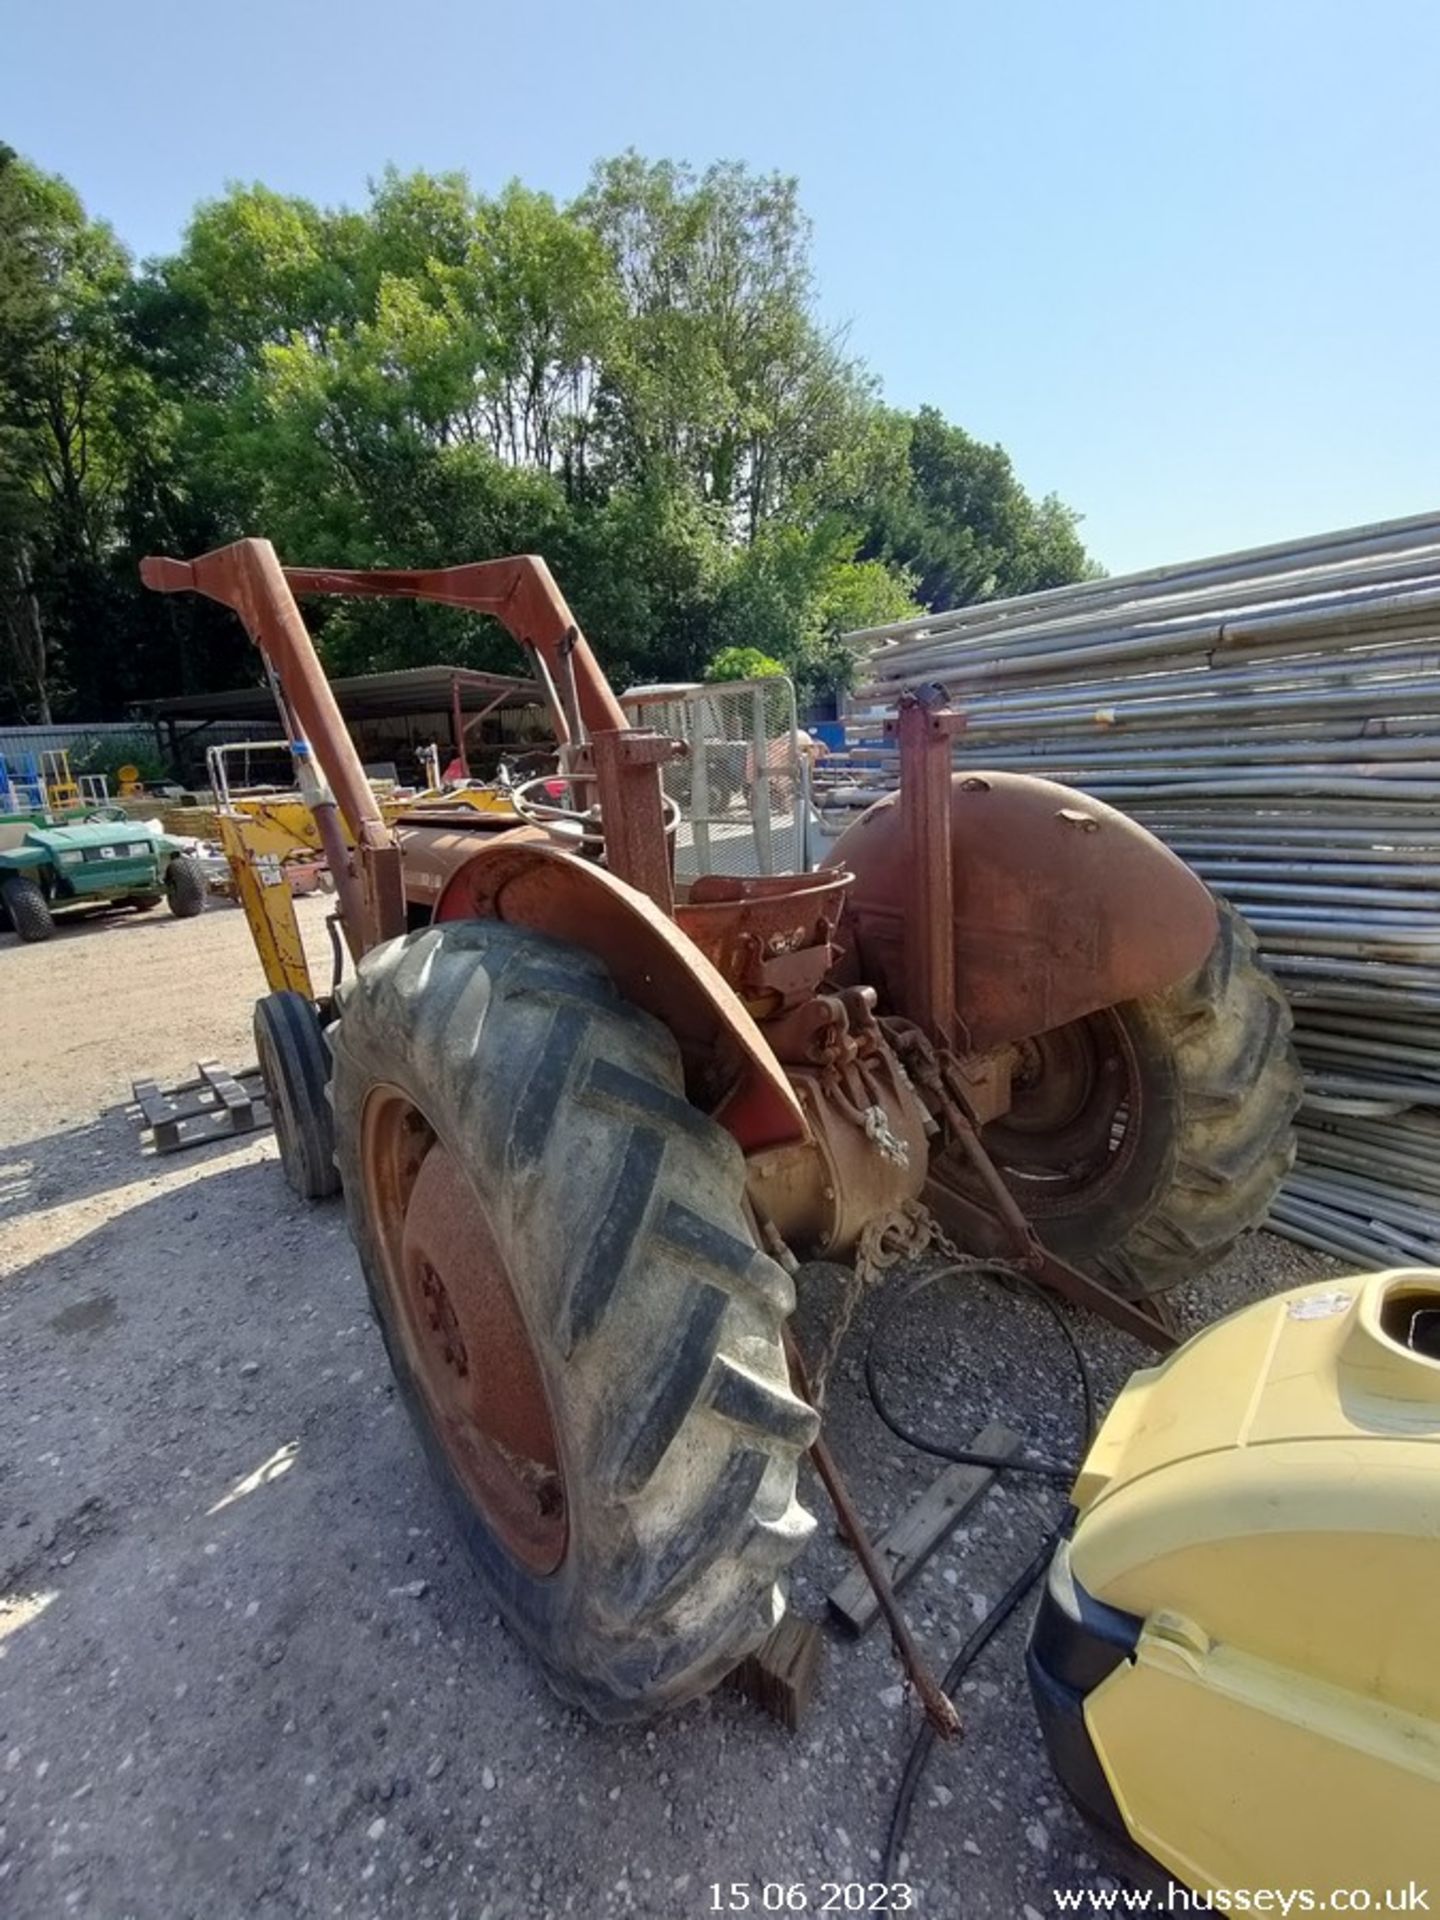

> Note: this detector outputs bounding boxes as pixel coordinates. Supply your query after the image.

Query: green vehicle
[0,819,208,943]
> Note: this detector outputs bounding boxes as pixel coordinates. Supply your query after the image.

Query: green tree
[577,154,863,539]
[150,183,363,393]
[709,518,919,701]
[704,644,784,682]
[0,145,53,719]
[0,149,1095,724]
[856,405,1094,611]
[0,147,161,721]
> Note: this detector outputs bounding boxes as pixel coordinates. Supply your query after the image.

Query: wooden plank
[136,1078,205,1124]
[827,1421,1021,1637]
[134,1079,189,1147]
[728,1613,825,1731]
[200,1062,256,1130]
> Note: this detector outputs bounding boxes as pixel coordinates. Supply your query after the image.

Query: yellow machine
[208,737,523,998]
[1031,1267,1440,1895]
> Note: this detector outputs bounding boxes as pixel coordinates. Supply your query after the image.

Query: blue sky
[5,0,1436,574]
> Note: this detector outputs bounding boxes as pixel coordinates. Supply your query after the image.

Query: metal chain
[856,1197,955,1281]
[802,1269,868,1418]
[805,1198,991,1415]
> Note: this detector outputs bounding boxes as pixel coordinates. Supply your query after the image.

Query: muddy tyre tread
[2,875,55,943]
[329,919,816,1720]
[1094,901,1303,1299]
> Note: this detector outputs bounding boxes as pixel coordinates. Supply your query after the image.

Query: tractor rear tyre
[979,901,1302,1300]
[329,919,817,1720]
[165,855,207,919]
[2,876,55,943]
[254,991,340,1200]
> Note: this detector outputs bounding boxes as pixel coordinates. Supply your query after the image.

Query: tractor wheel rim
[361,1087,567,1576]
[983,1010,1143,1210]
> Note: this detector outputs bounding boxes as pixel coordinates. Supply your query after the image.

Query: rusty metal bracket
[887,691,967,1051]
[584,727,684,914]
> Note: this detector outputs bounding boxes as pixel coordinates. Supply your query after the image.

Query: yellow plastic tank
[1029,1269,1440,1897]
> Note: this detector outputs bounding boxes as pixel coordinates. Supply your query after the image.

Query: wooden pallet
[132,1061,271,1154]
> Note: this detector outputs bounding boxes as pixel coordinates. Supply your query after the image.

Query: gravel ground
[0,895,1344,1919]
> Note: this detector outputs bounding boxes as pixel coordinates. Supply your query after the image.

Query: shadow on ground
[0,1105,275,1225]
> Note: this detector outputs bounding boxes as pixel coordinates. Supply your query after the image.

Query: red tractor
[143,539,1300,1719]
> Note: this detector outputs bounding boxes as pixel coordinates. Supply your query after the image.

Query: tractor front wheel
[165,855,207,919]
[254,991,340,1200]
[330,919,817,1719]
[2,876,55,943]
[979,901,1302,1300]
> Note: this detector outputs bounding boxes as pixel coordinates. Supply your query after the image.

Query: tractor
[142,539,1301,1722]
[0,816,208,942]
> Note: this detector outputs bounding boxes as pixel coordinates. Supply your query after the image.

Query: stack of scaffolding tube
[835,510,1440,1269]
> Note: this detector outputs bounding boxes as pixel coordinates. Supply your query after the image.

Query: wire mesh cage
[619,678,805,880]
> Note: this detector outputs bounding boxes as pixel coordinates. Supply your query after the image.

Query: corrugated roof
[147,665,543,725]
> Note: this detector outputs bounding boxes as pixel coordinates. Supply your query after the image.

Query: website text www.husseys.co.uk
[1053,1885,1432,1914]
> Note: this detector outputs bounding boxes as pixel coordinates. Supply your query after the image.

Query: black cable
[868,1258,1099,1883]
[880,1521,1066,1881]
[864,1263,1096,1481]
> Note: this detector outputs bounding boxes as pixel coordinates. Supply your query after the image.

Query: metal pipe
[844,508,1440,648]
[784,1331,960,1740]
[858,591,1440,691]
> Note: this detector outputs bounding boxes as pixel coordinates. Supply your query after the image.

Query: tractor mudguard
[431,839,808,1155]
[826,770,1218,1051]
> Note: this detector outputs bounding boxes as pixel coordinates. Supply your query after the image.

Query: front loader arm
[141,538,405,958]
[281,556,628,740]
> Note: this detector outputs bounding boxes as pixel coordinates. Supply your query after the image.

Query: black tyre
[979,901,1302,1300]
[254,991,340,1200]
[164,855,207,919]
[330,919,817,1719]
[2,875,55,943]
